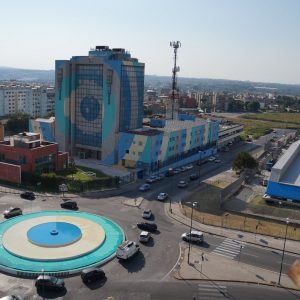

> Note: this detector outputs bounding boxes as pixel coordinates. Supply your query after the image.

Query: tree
[246,101,260,112]
[6,113,30,134]
[228,100,244,112]
[233,152,258,170]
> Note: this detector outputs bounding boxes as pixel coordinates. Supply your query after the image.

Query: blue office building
[266,140,300,202]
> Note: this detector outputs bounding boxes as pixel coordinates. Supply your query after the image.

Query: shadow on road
[140,237,155,247]
[37,287,67,299]
[84,277,107,290]
[119,251,146,272]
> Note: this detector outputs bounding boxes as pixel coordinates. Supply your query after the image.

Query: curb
[165,203,300,256]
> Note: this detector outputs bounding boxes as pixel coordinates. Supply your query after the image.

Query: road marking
[161,242,182,281]
[197,283,228,299]
[212,238,245,260]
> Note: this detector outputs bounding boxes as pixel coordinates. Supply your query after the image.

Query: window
[126,150,129,154]
[138,141,143,146]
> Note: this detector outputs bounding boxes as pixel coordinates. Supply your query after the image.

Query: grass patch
[182,185,300,240]
[248,195,300,220]
[75,165,107,178]
[227,116,300,139]
[242,112,300,125]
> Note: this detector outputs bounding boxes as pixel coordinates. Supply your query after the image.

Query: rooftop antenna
[170,41,181,120]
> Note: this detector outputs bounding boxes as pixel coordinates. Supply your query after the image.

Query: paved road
[31,281,300,300]
[1,141,299,299]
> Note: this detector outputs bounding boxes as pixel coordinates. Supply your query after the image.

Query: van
[116,241,140,260]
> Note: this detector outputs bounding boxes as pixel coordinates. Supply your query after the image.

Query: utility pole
[170,41,181,120]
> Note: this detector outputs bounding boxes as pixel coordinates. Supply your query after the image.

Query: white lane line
[161,242,182,281]
[213,248,239,255]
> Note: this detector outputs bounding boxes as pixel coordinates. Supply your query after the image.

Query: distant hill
[0,66,54,84]
[0,66,300,95]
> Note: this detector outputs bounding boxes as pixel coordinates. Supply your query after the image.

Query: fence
[182,205,300,241]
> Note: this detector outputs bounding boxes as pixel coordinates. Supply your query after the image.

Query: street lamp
[186,201,197,265]
[278,217,289,285]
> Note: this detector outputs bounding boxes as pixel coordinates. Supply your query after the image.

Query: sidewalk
[166,202,300,289]
[174,246,298,290]
[166,201,300,254]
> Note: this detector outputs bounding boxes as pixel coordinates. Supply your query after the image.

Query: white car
[146,176,158,183]
[139,231,151,243]
[157,192,168,201]
[116,241,140,260]
[208,156,216,162]
[142,209,152,219]
[186,164,193,170]
[214,159,221,163]
[139,184,150,191]
[181,230,204,243]
[263,194,271,199]
[177,180,188,188]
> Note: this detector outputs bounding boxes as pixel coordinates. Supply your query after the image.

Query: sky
[0,0,299,84]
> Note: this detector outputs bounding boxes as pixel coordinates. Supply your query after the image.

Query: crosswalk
[212,238,245,260]
[197,283,228,299]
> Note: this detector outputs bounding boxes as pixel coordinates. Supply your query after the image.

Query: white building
[0,83,55,117]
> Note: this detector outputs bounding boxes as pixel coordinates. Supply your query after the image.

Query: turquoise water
[27,222,82,247]
[0,211,124,273]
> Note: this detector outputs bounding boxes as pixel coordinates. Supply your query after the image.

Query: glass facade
[75,64,103,148]
[119,65,144,132]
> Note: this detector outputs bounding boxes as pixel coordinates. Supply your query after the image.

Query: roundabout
[0,211,124,276]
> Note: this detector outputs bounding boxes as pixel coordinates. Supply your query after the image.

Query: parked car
[263,194,271,200]
[139,184,150,191]
[197,160,208,166]
[35,275,65,291]
[214,159,221,163]
[189,173,199,181]
[165,168,174,177]
[3,207,22,218]
[157,192,168,201]
[186,164,193,170]
[137,222,157,232]
[173,168,181,174]
[146,175,159,183]
[116,241,140,260]
[139,231,151,243]
[142,209,152,219]
[61,201,78,209]
[0,296,24,300]
[180,166,187,172]
[177,180,188,188]
[20,191,35,200]
[208,156,216,162]
[157,174,165,180]
[181,230,204,244]
[81,267,105,283]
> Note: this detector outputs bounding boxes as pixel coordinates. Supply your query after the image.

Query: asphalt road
[0,141,299,299]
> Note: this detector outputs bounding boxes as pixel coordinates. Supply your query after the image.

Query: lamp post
[186,201,197,265]
[278,217,289,285]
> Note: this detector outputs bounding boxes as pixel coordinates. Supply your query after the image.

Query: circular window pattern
[80,96,100,121]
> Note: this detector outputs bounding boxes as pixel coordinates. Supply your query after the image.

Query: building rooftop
[271,140,300,186]
[162,119,207,132]
[127,118,209,136]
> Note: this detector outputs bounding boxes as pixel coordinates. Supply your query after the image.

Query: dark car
[60,201,78,209]
[81,267,105,283]
[35,275,65,291]
[137,222,157,232]
[189,173,199,180]
[3,207,22,218]
[20,191,35,200]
